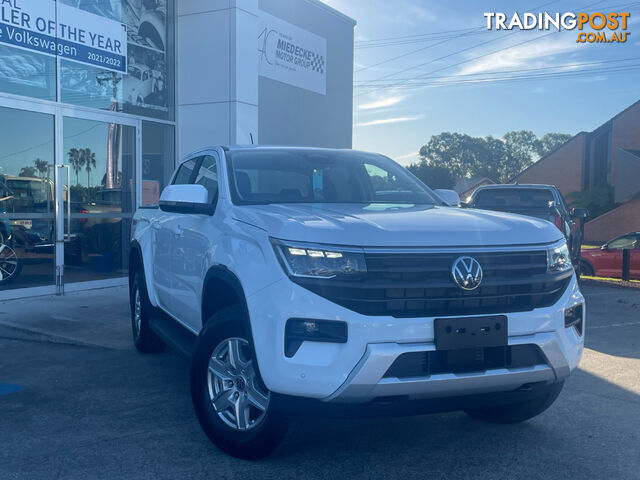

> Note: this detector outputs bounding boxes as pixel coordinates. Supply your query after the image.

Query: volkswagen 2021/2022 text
[129,147,585,459]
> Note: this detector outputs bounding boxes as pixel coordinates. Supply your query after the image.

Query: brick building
[513,100,640,243]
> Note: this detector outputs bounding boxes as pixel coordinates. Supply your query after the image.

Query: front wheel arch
[201,267,250,329]
[580,259,595,277]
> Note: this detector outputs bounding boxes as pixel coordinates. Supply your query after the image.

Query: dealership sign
[0,0,127,73]
[258,11,327,95]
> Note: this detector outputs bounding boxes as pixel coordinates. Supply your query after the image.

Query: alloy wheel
[0,244,19,282]
[207,338,270,431]
[133,287,142,336]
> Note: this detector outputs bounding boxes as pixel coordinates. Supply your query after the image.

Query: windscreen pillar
[177,0,259,158]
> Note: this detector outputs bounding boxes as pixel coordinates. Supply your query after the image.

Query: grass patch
[581,275,640,284]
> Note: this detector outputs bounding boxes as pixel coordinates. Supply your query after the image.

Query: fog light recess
[564,304,584,336]
[284,319,347,357]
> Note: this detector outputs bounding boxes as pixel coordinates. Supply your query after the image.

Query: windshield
[5,179,52,204]
[474,188,554,209]
[226,149,439,206]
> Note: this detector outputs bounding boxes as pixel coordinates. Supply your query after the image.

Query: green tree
[502,130,538,181]
[535,133,573,157]
[82,148,97,187]
[67,147,84,186]
[18,166,38,177]
[34,158,49,179]
[417,131,574,185]
[566,185,616,219]
[419,132,489,181]
[407,163,455,190]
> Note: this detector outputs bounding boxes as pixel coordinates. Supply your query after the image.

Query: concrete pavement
[0,284,639,479]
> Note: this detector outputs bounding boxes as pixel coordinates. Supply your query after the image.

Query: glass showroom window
[58,0,175,120]
[0,44,56,101]
[142,122,175,207]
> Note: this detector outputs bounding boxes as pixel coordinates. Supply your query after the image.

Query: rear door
[600,234,636,277]
[556,191,581,262]
[630,234,640,279]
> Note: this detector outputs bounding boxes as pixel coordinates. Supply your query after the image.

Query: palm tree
[82,148,97,187]
[67,148,84,186]
[34,158,49,179]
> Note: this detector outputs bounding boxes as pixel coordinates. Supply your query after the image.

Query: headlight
[547,243,572,273]
[272,240,367,279]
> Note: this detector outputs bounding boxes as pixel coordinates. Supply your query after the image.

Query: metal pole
[622,249,631,281]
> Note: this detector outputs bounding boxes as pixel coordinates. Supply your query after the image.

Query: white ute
[129,146,585,459]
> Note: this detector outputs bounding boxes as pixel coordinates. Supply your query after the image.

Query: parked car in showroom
[580,232,640,279]
[129,147,585,459]
[465,184,588,273]
[0,175,55,285]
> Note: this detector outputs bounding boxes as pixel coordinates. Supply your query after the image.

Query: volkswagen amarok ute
[129,146,585,459]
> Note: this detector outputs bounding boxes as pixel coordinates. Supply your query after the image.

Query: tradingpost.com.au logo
[484,12,631,43]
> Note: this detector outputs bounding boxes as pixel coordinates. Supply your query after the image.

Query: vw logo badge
[452,256,483,290]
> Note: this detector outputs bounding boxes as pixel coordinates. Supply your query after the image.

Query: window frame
[607,234,638,250]
[225,149,440,206]
[171,153,220,208]
[193,155,220,207]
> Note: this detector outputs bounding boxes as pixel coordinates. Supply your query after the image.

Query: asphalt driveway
[0,284,639,479]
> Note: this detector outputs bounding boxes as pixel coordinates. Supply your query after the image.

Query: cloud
[457,34,579,76]
[357,95,406,110]
[355,115,425,127]
[393,151,420,165]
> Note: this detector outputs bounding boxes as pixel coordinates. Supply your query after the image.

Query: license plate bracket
[435,315,508,350]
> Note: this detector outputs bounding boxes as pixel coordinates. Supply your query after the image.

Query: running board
[149,311,197,359]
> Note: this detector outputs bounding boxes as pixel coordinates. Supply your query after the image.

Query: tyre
[130,270,165,353]
[465,381,564,423]
[0,240,22,285]
[191,305,289,460]
[580,260,594,277]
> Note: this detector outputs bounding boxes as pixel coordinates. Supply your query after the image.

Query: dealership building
[0,0,355,299]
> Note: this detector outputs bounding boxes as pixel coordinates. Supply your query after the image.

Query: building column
[230,0,259,145]
[177,0,259,159]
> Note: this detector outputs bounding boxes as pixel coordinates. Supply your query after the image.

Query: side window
[172,158,198,185]
[194,155,219,204]
[608,235,637,250]
[557,192,570,215]
[364,163,420,196]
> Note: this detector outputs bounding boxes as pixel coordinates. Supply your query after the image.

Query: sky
[322,0,640,165]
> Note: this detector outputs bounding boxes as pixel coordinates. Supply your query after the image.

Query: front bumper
[246,274,585,403]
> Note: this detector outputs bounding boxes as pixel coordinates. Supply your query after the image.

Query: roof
[621,149,640,158]
[302,0,357,25]
[510,132,588,182]
[475,183,555,190]
[453,177,493,194]
[512,98,640,182]
[180,145,383,164]
[222,145,353,152]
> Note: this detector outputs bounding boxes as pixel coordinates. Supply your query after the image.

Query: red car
[580,232,640,279]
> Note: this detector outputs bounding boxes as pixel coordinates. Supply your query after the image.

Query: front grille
[383,345,547,378]
[293,250,572,318]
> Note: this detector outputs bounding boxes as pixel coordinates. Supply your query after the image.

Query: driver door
[152,157,199,316]
[170,154,220,331]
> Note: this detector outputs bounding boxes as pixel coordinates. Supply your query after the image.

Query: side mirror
[434,189,461,207]
[159,184,214,215]
[571,207,589,219]
[600,244,608,251]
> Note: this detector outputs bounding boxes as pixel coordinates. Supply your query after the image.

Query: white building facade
[0,0,354,299]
